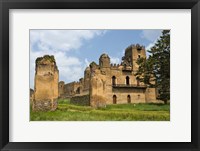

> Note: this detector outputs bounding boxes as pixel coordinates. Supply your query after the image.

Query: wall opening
[112,76,116,85]
[113,95,117,104]
[137,79,140,86]
[127,95,131,103]
[126,76,130,85]
[76,87,80,94]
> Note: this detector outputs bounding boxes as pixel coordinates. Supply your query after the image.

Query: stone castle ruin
[58,44,158,108]
[32,44,159,111]
[32,55,59,111]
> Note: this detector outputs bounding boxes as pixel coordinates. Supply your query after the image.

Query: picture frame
[0,0,199,150]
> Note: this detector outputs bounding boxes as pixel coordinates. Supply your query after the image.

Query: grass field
[30,99,170,121]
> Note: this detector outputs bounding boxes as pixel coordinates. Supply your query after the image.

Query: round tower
[99,53,110,68]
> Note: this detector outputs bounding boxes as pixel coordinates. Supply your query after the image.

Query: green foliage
[135,57,155,87]
[105,103,170,111]
[30,103,170,121]
[135,30,170,103]
[58,99,70,104]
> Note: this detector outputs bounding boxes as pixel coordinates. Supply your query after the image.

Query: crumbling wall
[33,55,59,111]
[70,94,90,106]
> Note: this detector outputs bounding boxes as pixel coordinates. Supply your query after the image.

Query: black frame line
[0,0,199,151]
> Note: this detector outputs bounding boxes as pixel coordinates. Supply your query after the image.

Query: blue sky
[30,29,162,89]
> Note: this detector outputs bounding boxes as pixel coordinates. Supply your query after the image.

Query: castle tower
[33,55,59,111]
[124,44,146,72]
[83,67,91,92]
[99,53,110,68]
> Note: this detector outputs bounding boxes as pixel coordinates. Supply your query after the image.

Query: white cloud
[140,30,162,42]
[84,58,90,67]
[30,30,106,88]
[110,56,121,64]
[30,30,106,52]
[146,41,155,51]
[30,50,84,88]
[141,30,162,57]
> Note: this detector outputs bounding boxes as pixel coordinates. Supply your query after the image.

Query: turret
[123,44,146,72]
[99,53,110,68]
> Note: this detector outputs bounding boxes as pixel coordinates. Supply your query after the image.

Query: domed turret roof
[100,53,110,59]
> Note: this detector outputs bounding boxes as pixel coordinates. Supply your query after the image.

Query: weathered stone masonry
[32,55,59,111]
[60,44,159,107]
[32,44,159,110]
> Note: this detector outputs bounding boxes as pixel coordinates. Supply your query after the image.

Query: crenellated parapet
[110,63,120,70]
[125,44,145,52]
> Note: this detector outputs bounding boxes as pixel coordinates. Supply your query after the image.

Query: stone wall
[33,55,59,111]
[70,94,90,106]
[145,88,157,103]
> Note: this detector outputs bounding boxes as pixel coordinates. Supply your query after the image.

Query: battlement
[125,44,145,53]
[110,63,120,68]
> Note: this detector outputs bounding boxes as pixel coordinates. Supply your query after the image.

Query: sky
[30,29,162,89]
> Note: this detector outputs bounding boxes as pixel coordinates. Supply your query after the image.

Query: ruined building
[33,55,59,111]
[59,44,158,107]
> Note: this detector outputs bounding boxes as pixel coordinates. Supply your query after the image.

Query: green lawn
[30,99,170,121]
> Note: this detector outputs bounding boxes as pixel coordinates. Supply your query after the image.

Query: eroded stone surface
[59,44,159,106]
[32,55,59,111]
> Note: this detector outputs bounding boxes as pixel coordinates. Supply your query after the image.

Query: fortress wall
[145,88,157,103]
[70,94,90,106]
[55,44,159,107]
[105,87,146,104]
[89,62,148,106]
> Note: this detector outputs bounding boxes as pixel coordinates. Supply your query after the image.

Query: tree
[135,30,170,104]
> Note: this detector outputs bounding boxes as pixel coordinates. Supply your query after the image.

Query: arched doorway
[112,76,116,85]
[127,95,131,103]
[113,95,117,104]
[76,87,80,94]
[126,76,130,85]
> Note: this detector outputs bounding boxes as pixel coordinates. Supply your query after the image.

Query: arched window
[126,76,130,85]
[76,87,80,94]
[112,76,116,85]
[127,95,131,103]
[113,95,117,104]
[137,79,140,86]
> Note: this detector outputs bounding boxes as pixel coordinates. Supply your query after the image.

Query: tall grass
[31,99,170,121]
